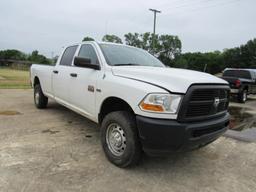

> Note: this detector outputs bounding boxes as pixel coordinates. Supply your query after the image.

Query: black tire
[34,84,48,109]
[237,89,247,103]
[101,111,142,168]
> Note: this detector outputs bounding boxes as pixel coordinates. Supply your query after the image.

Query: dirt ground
[0,89,256,192]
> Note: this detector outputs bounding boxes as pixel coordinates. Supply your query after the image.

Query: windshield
[99,43,165,67]
[223,70,251,79]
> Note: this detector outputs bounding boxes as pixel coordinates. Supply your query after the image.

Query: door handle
[70,73,77,77]
[53,70,59,74]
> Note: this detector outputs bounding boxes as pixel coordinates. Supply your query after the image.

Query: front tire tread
[101,111,142,168]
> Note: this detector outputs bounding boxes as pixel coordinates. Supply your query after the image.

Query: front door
[68,44,101,119]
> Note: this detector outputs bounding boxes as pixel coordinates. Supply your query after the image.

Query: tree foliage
[27,50,51,64]
[124,33,142,47]
[0,49,51,66]
[0,49,26,60]
[222,39,256,68]
[82,36,95,41]
[174,39,256,74]
[124,32,182,64]
[174,51,223,74]
[102,34,123,44]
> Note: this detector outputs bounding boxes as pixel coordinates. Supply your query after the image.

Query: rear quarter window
[60,45,78,66]
[223,70,252,79]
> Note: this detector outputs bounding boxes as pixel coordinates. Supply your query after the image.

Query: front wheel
[237,89,247,103]
[101,111,142,168]
[34,84,48,109]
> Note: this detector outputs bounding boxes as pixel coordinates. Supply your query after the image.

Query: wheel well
[98,97,134,124]
[34,76,40,86]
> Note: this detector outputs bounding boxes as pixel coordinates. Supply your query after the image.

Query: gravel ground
[0,89,256,192]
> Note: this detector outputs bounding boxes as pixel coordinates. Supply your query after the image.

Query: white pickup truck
[30,42,230,167]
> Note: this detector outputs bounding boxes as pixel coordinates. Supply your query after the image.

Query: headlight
[139,93,183,114]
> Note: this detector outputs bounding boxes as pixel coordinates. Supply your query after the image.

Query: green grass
[0,68,31,89]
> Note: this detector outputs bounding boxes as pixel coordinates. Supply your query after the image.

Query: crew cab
[222,68,256,103]
[30,42,230,167]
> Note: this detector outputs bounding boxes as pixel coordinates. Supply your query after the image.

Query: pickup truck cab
[222,68,256,103]
[31,41,230,167]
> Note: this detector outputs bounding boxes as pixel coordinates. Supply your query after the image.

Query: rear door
[52,45,78,103]
[68,43,101,119]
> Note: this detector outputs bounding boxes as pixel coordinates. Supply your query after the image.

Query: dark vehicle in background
[222,68,256,103]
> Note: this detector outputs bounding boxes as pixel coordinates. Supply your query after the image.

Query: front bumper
[136,113,230,155]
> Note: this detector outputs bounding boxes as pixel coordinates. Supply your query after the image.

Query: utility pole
[149,9,161,53]
[204,63,208,72]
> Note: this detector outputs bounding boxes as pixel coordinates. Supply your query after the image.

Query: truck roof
[224,68,256,72]
[69,41,134,48]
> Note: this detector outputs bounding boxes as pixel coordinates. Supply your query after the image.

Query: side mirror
[74,56,100,70]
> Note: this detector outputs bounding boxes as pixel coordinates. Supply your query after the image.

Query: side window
[60,45,78,66]
[78,44,99,64]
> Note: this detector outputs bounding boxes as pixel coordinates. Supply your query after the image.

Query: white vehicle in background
[30,42,230,167]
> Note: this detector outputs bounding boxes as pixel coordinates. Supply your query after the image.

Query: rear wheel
[34,84,48,109]
[238,89,247,103]
[101,111,142,168]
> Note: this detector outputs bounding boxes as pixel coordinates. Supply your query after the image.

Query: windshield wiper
[113,63,141,66]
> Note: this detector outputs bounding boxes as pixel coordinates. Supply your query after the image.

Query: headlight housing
[139,93,183,114]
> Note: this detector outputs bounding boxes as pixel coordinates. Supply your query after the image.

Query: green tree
[124,32,152,50]
[124,32,153,51]
[0,49,26,60]
[124,32,182,66]
[221,38,256,69]
[174,57,188,69]
[102,34,123,44]
[82,36,95,42]
[245,39,256,67]
[174,51,224,74]
[124,33,141,47]
[157,35,182,65]
[27,50,51,64]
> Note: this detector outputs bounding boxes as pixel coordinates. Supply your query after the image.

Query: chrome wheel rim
[35,92,40,105]
[106,123,126,156]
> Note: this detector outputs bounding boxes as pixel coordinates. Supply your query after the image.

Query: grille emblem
[213,97,220,108]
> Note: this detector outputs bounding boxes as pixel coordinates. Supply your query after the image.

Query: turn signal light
[140,102,164,112]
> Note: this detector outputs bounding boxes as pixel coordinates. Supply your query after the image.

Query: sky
[0,0,255,57]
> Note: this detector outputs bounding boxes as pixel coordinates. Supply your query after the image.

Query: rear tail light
[235,79,241,87]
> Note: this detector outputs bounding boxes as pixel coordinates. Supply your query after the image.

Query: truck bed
[30,64,55,96]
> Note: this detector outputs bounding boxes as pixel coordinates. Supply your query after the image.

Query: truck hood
[112,66,228,93]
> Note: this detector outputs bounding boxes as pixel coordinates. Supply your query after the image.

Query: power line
[171,0,217,9]
[181,0,241,14]
[159,0,216,11]
[159,0,194,8]
[162,0,224,12]
[163,0,241,16]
